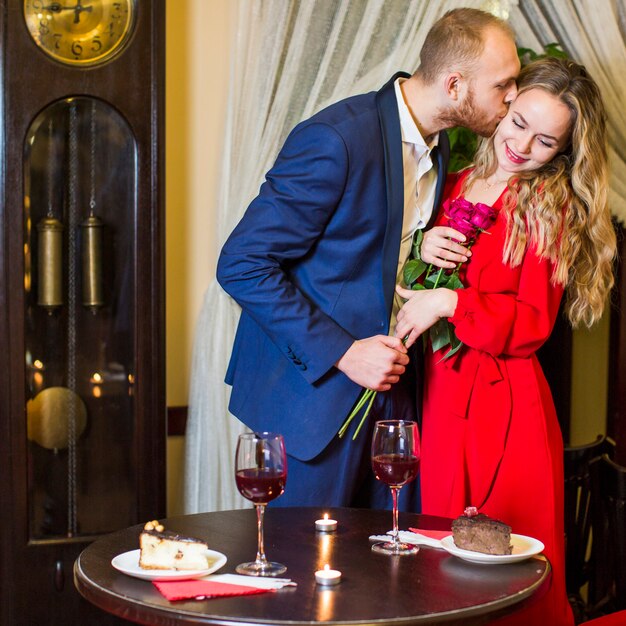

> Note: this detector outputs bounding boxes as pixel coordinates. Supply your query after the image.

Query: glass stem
[255,504,268,566]
[391,487,400,546]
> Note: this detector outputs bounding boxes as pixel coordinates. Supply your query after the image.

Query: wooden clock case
[0,2,165,623]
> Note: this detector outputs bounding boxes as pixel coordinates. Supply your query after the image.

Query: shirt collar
[394,77,439,153]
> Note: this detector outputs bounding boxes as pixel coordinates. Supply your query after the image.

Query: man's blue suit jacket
[217,73,450,462]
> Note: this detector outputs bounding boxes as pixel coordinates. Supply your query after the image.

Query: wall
[570,317,610,445]
[165,0,235,515]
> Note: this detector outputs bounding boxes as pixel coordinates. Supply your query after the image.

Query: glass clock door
[23,96,138,540]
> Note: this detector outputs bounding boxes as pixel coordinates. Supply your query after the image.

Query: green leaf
[412,230,424,259]
[517,46,539,64]
[430,319,451,353]
[518,43,567,67]
[449,327,462,349]
[425,270,446,289]
[446,273,464,291]
[437,325,464,361]
[435,273,452,288]
[440,339,464,361]
[542,43,567,59]
[411,283,426,291]
[404,258,428,286]
[447,127,478,173]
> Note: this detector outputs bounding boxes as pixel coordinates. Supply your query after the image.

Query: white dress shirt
[389,77,439,335]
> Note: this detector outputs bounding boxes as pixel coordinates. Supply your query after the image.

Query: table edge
[74,554,551,626]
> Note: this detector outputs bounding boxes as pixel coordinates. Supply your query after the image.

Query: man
[216,8,520,508]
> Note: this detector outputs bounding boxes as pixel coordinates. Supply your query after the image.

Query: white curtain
[509,0,626,224]
[185,0,626,513]
[184,0,487,513]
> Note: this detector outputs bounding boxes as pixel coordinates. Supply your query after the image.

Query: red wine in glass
[371,420,421,555]
[235,468,286,504]
[371,453,419,487]
[235,432,288,576]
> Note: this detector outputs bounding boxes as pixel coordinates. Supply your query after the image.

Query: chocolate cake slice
[139,520,210,570]
[452,510,513,555]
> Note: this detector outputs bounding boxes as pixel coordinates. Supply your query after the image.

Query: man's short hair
[417,8,515,84]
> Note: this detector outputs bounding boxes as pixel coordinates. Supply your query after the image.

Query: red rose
[446,197,474,219]
[448,215,476,238]
[470,202,498,231]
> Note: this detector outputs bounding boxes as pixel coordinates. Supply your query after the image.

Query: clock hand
[40,2,68,10]
[71,3,93,24]
[40,3,93,24]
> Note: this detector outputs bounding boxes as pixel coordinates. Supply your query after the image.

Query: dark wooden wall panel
[608,224,626,465]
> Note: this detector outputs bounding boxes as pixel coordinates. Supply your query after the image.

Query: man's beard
[435,87,498,138]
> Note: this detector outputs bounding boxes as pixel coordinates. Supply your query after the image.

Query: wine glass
[235,432,288,576]
[371,420,421,555]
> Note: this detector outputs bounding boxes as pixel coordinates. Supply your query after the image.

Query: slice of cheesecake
[139,520,210,570]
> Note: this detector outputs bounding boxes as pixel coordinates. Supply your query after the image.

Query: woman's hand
[421,226,471,269]
[394,285,458,348]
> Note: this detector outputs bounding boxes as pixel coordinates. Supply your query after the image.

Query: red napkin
[153,580,275,602]
[409,527,452,540]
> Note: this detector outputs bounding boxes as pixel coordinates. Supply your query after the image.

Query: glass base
[371,541,419,556]
[236,560,287,576]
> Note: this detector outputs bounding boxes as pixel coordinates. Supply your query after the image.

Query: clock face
[23,0,136,67]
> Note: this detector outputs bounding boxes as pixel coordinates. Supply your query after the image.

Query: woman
[395,57,616,625]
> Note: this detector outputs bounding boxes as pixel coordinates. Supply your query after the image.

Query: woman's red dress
[420,171,574,626]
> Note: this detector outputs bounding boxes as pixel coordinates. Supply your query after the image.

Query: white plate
[111,549,227,581]
[440,534,544,565]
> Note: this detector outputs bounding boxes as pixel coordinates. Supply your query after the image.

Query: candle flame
[324,564,330,572]
[323,513,329,521]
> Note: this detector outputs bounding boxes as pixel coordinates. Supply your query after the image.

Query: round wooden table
[74,507,550,626]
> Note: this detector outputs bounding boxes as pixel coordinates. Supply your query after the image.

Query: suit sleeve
[216,121,356,384]
[449,248,564,358]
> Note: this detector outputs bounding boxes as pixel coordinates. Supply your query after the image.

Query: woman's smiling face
[493,87,573,176]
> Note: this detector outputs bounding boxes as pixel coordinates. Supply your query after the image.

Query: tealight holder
[315,564,341,586]
[315,513,337,533]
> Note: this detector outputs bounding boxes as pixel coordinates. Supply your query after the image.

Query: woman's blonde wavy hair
[465,57,616,328]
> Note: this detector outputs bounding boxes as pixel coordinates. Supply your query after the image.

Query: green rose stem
[338,336,409,440]
[337,387,377,440]
[432,267,445,289]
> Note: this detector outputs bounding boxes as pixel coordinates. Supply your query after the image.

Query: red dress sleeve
[449,245,564,358]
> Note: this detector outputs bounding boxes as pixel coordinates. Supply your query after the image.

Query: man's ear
[443,72,464,102]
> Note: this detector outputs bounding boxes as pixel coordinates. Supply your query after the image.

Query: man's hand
[421,226,471,268]
[335,335,409,391]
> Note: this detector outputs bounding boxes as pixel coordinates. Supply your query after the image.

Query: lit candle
[315,564,341,586]
[315,513,338,533]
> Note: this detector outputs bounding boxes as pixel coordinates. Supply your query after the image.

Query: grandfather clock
[0,2,165,624]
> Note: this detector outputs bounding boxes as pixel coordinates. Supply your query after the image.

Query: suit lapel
[376,72,409,322]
